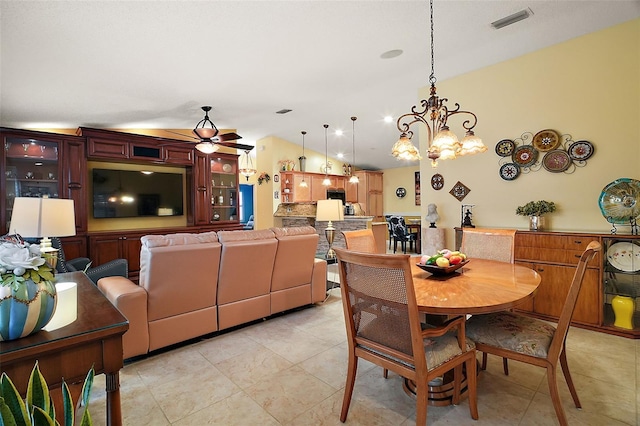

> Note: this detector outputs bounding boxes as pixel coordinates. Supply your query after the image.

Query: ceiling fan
[165,106,254,153]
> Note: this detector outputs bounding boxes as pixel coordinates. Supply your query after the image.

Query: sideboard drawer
[515,233,600,265]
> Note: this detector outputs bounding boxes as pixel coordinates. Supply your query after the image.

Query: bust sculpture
[425,203,440,228]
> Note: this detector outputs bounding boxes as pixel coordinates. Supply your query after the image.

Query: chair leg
[415,382,428,426]
[383,368,388,379]
[393,238,398,253]
[340,354,358,422]
[559,346,581,408]
[481,352,488,370]
[503,357,509,376]
[452,364,463,405]
[466,354,479,420]
[546,365,569,426]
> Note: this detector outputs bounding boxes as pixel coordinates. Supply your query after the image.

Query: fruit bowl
[416,259,470,275]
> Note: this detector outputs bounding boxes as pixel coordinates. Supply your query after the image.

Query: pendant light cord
[429,0,436,86]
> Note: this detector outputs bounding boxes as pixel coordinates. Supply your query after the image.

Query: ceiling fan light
[459,131,487,156]
[195,142,218,154]
[193,127,217,139]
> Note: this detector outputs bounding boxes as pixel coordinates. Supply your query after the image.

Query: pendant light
[238,150,256,181]
[349,117,359,184]
[322,124,331,186]
[299,131,308,188]
[393,0,486,167]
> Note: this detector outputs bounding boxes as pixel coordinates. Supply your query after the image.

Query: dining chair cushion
[361,316,476,370]
[466,312,555,358]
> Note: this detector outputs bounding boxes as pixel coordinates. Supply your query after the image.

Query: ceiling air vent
[276,109,292,114]
[491,8,533,30]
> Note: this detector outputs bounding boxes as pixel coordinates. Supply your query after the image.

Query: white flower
[0,242,46,271]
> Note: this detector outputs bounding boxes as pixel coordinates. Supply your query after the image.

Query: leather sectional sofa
[97,226,327,359]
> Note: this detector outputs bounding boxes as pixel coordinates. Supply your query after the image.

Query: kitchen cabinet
[355,170,383,218]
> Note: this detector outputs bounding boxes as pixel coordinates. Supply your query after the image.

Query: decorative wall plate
[542,150,571,173]
[430,173,444,190]
[449,181,470,202]
[396,187,407,198]
[598,178,640,224]
[568,140,594,161]
[512,145,539,168]
[495,139,515,157]
[499,163,520,181]
[607,242,640,272]
[222,164,232,172]
[532,129,560,152]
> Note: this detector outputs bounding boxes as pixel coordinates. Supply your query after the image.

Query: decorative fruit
[420,255,429,265]
[426,254,442,265]
[449,255,462,265]
[435,257,450,267]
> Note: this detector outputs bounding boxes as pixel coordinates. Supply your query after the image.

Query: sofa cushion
[217,229,275,242]
[141,231,218,248]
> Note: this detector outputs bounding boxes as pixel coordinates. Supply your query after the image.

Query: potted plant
[0,361,94,425]
[516,200,557,231]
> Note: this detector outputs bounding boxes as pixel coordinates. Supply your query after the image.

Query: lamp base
[325,225,336,260]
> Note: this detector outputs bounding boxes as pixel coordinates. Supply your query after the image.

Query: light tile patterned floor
[88,287,639,425]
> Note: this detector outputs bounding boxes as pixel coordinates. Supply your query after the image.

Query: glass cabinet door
[210,156,238,222]
[4,137,60,232]
[603,237,640,329]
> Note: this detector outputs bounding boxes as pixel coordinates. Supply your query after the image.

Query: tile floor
[88,287,639,425]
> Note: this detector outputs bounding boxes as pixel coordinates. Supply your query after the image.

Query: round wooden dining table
[411,257,541,315]
[406,257,542,405]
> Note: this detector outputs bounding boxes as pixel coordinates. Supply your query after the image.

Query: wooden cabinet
[210,155,239,223]
[514,232,601,326]
[355,170,383,218]
[345,179,358,203]
[1,129,87,235]
[280,171,311,203]
[602,236,640,335]
[89,232,146,282]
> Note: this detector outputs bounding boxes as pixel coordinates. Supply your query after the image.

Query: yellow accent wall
[410,18,639,249]
[383,165,421,216]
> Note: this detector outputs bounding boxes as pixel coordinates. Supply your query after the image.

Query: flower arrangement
[0,235,54,290]
[278,159,295,171]
[515,200,557,217]
[257,172,271,185]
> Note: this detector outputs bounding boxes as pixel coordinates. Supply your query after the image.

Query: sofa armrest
[311,258,327,303]
[98,276,149,359]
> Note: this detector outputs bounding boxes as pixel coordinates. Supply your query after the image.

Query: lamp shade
[316,199,344,222]
[9,197,76,238]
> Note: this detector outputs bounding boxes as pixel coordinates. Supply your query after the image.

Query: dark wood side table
[0,272,128,426]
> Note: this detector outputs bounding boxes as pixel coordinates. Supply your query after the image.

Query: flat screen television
[92,168,184,218]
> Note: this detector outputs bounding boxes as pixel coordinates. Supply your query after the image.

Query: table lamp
[316,199,344,260]
[8,197,76,268]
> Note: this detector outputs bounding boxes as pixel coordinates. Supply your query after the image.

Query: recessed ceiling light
[384,116,393,123]
[335,129,343,136]
[380,49,403,59]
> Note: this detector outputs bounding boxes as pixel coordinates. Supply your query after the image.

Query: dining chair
[389,216,416,254]
[465,241,600,426]
[342,229,378,253]
[460,228,516,263]
[334,247,478,425]
[384,215,393,250]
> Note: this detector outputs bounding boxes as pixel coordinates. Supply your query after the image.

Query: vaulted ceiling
[2,1,639,169]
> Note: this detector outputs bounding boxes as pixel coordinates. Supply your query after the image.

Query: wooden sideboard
[455,228,640,338]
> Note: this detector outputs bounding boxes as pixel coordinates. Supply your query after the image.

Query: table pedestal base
[402,361,478,406]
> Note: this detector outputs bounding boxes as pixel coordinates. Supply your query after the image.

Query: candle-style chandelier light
[392,0,487,167]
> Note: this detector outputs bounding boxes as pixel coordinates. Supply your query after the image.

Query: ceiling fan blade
[216,141,255,151]
[163,130,199,141]
[215,132,242,142]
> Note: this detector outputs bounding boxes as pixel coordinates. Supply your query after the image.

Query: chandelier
[238,150,256,181]
[393,0,486,167]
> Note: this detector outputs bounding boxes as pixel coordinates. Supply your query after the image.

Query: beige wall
[409,18,639,249]
[382,165,421,216]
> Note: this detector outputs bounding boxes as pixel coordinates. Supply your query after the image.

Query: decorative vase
[529,215,545,231]
[611,295,635,330]
[0,278,57,341]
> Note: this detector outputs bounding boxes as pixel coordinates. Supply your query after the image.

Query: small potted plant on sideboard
[516,200,557,231]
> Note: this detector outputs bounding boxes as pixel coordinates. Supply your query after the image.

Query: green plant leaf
[61,382,73,426]
[0,396,20,426]
[25,363,50,416]
[30,407,55,426]
[0,373,29,426]
[79,408,92,426]
[79,369,94,409]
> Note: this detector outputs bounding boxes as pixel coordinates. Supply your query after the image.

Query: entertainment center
[1,127,243,282]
